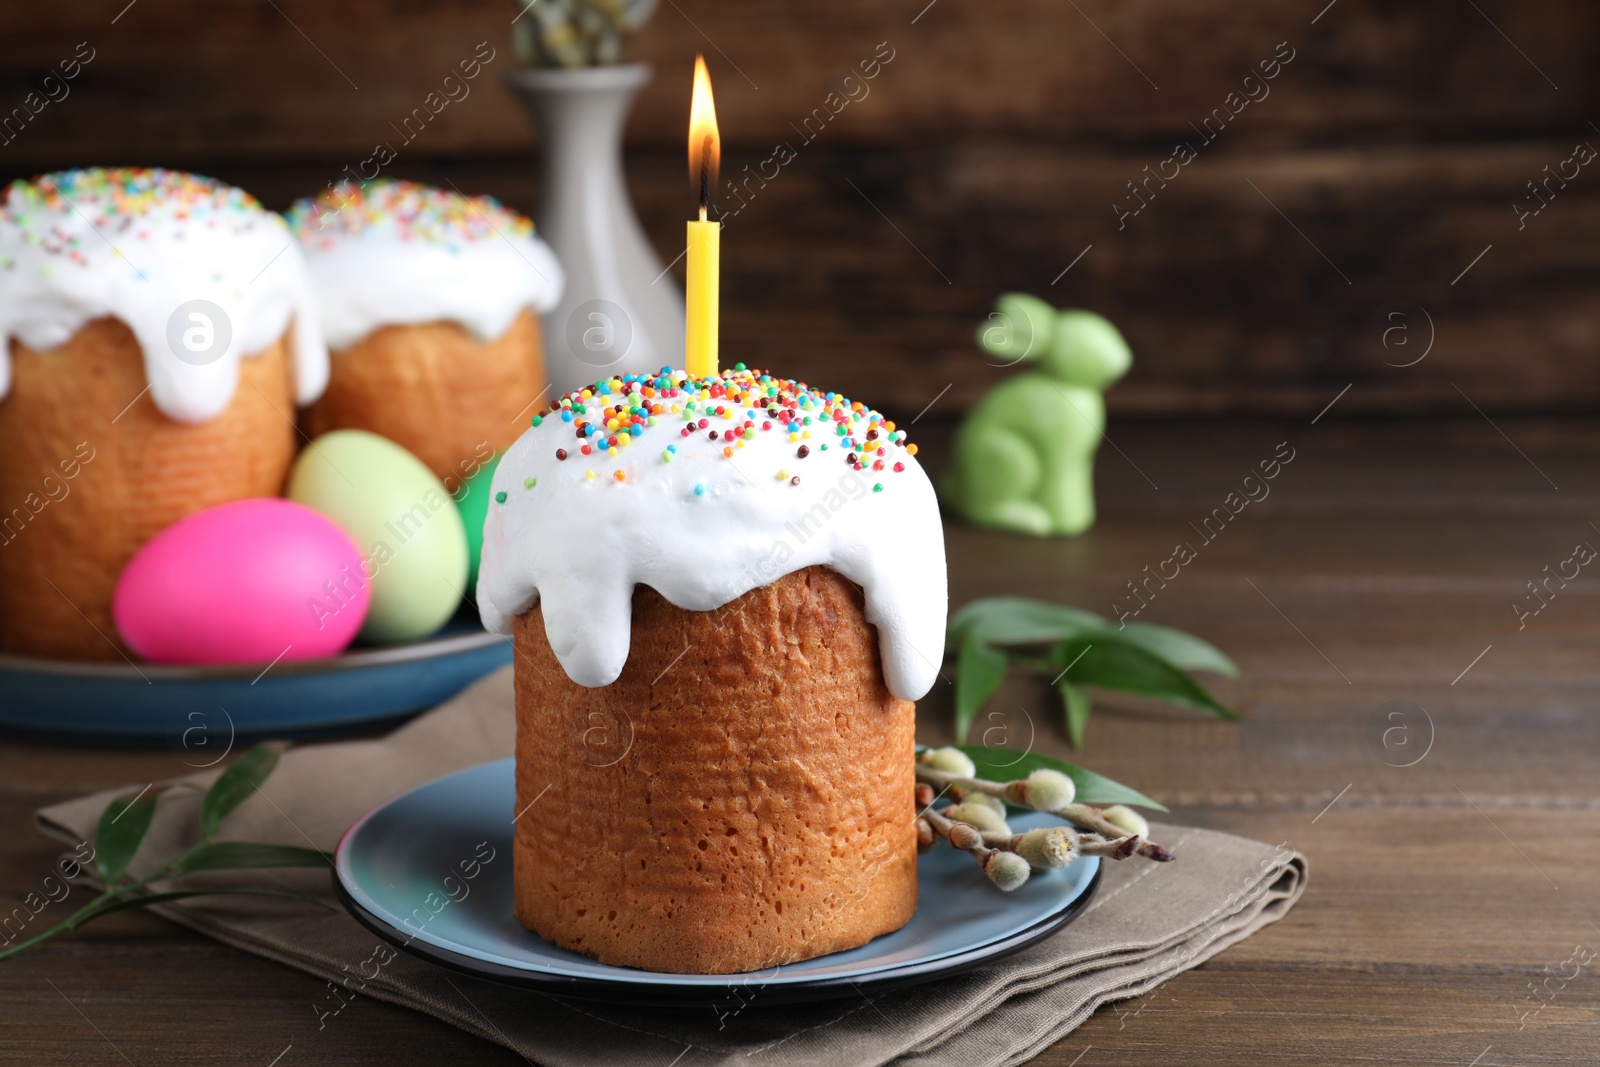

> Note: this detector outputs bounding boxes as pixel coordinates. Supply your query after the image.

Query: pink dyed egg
[113,498,371,665]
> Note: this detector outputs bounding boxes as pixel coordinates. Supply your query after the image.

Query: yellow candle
[685,212,719,378]
[685,54,720,379]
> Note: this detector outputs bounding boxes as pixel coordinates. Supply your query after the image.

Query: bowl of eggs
[0,431,512,744]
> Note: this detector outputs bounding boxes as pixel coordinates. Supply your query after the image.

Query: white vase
[507,63,686,395]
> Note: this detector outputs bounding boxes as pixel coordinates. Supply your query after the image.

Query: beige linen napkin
[35,667,1306,1067]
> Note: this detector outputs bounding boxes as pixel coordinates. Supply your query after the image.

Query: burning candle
[685,54,720,379]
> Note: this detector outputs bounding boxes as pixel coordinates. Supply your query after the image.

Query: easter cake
[289,180,564,485]
[478,365,946,974]
[0,168,327,660]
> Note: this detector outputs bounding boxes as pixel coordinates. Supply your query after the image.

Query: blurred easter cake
[0,168,327,660]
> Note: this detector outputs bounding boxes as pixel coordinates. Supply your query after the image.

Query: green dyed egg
[286,430,469,644]
[455,454,501,592]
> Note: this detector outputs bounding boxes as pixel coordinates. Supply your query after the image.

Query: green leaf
[958,746,1167,811]
[955,637,1009,744]
[173,842,333,875]
[201,744,282,840]
[1115,620,1239,677]
[1058,679,1092,748]
[947,597,1105,651]
[947,598,1238,677]
[1052,635,1239,720]
[94,786,163,886]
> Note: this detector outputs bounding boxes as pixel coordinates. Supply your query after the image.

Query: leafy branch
[947,596,1240,747]
[0,744,334,962]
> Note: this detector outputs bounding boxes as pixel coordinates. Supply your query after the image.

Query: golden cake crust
[0,316,297,660]
[300,308,546,484]
[512,565,918,974]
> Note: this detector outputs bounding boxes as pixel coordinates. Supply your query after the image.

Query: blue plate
[333,758,1101,1005]
[0,625,511,745]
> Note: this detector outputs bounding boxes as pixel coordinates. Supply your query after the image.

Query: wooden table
[3,418,1596,1064]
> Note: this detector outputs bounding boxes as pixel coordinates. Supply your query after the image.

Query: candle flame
[688,54,720,209]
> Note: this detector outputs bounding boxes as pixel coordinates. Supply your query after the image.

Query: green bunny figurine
[942,294,1132,537]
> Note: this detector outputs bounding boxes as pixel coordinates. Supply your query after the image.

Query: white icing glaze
[477,370,947,701]
[288,181,564,350]
[0,168,328,424]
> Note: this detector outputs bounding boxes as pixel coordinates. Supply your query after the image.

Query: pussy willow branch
[982,828,1144,859]
[918,804,1030,889]
[915,765,1173,862]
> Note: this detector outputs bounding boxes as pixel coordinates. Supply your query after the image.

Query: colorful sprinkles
[492,364,919,504]
[285,179,535,249]
[1,167,272,271]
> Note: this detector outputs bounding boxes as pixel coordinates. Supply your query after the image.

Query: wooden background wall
[2,0,1597,423]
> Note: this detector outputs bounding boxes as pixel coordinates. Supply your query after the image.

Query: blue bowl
[0,625,511,745]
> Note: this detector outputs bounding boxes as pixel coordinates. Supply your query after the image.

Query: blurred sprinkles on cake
[286,179,563,350]
[477,364,947,701]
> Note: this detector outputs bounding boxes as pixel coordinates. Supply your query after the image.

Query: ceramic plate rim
[333,758,1102,1003]
[331,867,1099,1004]
[0,628,503,681]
